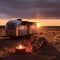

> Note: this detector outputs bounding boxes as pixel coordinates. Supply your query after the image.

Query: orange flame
[16,45,26,49]
[19,45,23,49]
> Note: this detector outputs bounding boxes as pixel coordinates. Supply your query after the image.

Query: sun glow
[36,23,41,28]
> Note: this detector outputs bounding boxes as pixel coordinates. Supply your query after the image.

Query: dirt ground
[0,37,60,60]
[0,31,60,60]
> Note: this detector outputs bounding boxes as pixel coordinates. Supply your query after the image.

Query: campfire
[19,45,23,49]
[15,43,33,54]
[16,45,26,49]
[15,44,26,54]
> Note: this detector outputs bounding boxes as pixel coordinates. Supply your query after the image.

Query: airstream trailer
[5,19,36,37]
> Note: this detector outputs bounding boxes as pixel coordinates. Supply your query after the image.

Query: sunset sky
[0,0,60,26]
[0,19,60,26]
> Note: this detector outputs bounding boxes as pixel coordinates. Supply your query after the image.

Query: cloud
[0,0,60,19]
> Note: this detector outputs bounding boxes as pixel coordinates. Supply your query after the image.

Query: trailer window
[19,25,27,35]
[30,25,36,34]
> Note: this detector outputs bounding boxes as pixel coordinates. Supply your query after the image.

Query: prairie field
[0,26,60,60]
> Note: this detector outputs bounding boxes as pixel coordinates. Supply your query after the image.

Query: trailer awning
[21,21,34,25]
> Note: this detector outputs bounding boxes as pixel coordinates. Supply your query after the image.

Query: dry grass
[0,29,60,60]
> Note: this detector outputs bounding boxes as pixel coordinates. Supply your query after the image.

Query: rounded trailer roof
[6,20,22,28]
[5,19,35,28]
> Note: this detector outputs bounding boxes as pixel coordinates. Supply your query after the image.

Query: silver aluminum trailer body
[5,19,35,37]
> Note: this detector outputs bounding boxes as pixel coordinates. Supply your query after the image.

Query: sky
[0,0,60,19]
[0,0,60,26]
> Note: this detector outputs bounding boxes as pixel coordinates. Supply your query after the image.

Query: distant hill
[39,26,60,31]
[0,26,5,29]
[0,26,60,31]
